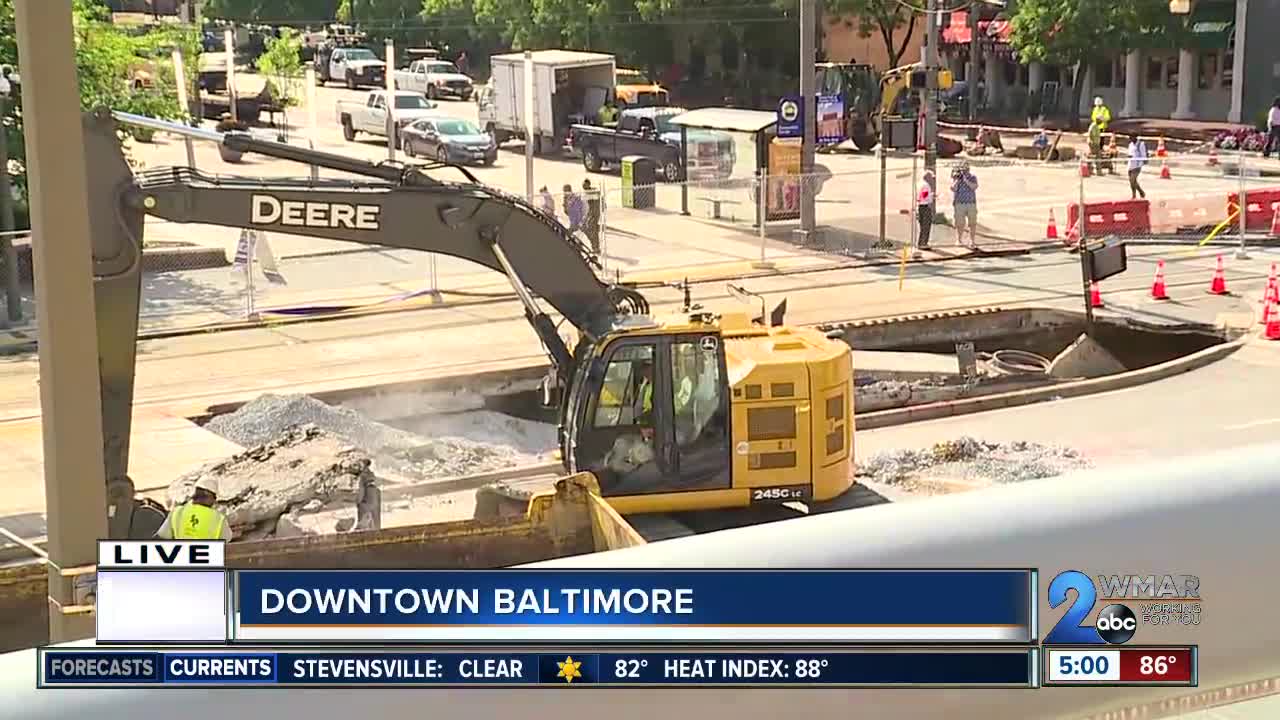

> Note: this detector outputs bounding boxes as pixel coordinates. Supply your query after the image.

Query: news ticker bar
[1044,646,1197,687]
[38,647,1041,688]
[95,544,1037,645]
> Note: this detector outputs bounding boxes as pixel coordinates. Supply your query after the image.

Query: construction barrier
[1227,187,1280,231]
[1066,198,1152,237]
[1149,195,1228,233]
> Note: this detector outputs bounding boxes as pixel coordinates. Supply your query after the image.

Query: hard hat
[1094,96,1103,106]
[193,477,219,495]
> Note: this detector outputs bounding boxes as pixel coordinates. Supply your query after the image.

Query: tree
[0,0,198,226]
[822,0,918,68]
[1008,0,1169,127]
[256,28,304,108]
[204,0,341,25]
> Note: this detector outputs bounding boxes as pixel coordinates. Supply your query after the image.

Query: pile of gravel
[206,394,556,481]
[206,394,424,453]
[856,436,1091,487]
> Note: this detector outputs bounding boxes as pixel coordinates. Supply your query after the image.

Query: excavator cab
[562,322,733,507]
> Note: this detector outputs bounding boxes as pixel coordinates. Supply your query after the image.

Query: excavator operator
[635,360,654,427]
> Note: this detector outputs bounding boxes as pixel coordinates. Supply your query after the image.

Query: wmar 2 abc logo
[1045,570,1139,645]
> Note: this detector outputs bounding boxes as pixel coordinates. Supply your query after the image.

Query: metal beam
[14,0,108,643]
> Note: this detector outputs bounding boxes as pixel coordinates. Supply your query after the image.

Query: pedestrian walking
[538,185,555,217]
[563,183,585,233]
[582,179,602,254]
[950,162,979,248]
[456,50,469,76]
[1127,135,1149,199]
[156,478,230,540]
[915,170,935,256]
[1264,97,1280,159]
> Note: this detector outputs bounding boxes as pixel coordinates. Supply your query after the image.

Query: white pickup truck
[334,90,440,144]
[393,59,475,101]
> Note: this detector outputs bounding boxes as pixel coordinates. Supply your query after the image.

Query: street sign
[882,118,917,150]
[816,94,844,144]
[777,95,803,139]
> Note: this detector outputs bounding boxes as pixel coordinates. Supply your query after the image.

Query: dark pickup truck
[568,108,687,182]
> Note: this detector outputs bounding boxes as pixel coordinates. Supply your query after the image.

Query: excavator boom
[82,109,645,537]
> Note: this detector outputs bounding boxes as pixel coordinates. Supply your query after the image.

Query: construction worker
[597,100,619,127]
[1091,96,1112,132]
[156,478,230,540]
[636,361,654,425]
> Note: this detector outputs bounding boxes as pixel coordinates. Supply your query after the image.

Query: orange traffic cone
[1270,205,1280,238]
[1268,262,1278,287]
[1156,135,1167,157]
[1265,299,1280,340]
[1046,209,1059,240]
[1079,160,1091,178]
[1208,255,1229,295]
[1207,145,1220,166]
[1262,294,1274,326]
[1090,281,1104,308]
[1269,275,1280,306]
[1159,159,1172,179]
[1150,261,1169,300]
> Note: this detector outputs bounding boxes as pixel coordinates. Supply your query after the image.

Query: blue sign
[777,95,803,138]
[816,94,845,144]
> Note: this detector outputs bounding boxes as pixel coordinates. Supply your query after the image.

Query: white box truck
[477,50,616,155]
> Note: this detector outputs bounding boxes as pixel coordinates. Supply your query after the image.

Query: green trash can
[621,155,657,209]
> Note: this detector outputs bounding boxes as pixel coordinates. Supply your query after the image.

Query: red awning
[941,12,1013,45]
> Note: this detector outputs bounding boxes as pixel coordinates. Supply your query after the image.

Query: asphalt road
[857,338,1280,472]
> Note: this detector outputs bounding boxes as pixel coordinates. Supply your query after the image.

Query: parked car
[394,59,474,101]
[401,117,497,165]
[316,46,386,89]
[335,90,440,144]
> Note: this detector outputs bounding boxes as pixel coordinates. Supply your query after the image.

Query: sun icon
[556,656,584,684]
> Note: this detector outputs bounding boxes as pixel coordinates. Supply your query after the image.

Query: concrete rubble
[856,436,1092,495]
[166,424,379,538]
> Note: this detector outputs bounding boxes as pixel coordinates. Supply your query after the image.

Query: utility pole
[967,4,979,122]
[798,0,817,240]
[15,0,109,644]
[923,0,939,175]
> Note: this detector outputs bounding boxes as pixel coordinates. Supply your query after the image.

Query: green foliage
[0,0,201,224]
[257,28,304,107]
[204,0,341,23]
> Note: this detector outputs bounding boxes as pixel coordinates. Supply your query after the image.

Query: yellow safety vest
[172,502,228,540]
[641,380,653,414]
[1091,106,1111,130]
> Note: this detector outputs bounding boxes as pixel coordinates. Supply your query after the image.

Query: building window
[1146,56,1164,90]
[1116,56,1127,89]
[1199,52,1218,90]
[1165,55,1179,89]
[1094,60,1114,89]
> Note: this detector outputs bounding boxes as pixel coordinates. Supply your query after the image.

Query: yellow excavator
[86,110,857,538]
[816,62,954,152]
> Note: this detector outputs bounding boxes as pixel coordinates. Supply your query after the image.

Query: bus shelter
[668,107,799,224]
